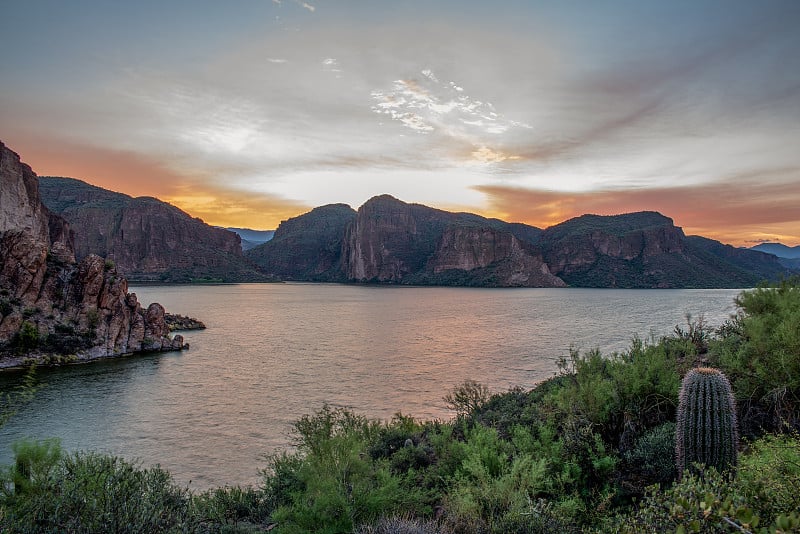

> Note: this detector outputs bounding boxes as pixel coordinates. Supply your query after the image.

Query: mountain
[246,203,357,281]
[536,212,787,288]
[39,177,270,282]
[247,197,788,288]
[247,195,564,287]
[226,227,275,251]
[0,141,184,366]
[748,242,800,269]
[341,195,562,287]
[749,242,800,259]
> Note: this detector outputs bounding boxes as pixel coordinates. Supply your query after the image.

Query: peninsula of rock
[0,140,191,368]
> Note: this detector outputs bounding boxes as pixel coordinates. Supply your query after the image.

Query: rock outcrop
[39,177,270,282]
[165,313,206,331]
[0,141,186,367]
[342,195,564,286]
[537,212,786,288]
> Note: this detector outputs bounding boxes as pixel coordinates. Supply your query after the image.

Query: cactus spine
[675,367,738,477]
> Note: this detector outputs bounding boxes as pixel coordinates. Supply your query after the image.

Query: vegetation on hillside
[2,279,800,532]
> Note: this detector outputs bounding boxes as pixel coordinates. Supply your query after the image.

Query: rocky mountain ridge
[0,141,186,367]
[247,196,789,288]
[39,177,270,282]
[20,159,790,289]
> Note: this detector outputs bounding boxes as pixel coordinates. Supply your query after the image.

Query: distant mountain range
[748,243,800,271]
[749,243,800,258]
[225,227,275,250]
[39,177,271,283]
[245,195,792,288]
[34,176,796,288]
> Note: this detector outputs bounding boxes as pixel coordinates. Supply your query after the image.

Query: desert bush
[355,514,449,534]
[735,433,800,527]
[618,467,755,533]
[191,485,272,533]
[16,321,41,353]
[444,380,492,418]
[0,444,194,533]
[711,278,800,432]
[622,422,677,485]
[263,406,428,533]
[552,340,682,448]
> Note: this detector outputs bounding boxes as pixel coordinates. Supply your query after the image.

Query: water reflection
[0,284,741,489]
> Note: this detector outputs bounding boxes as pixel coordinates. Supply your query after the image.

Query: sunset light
[1,1,798,245]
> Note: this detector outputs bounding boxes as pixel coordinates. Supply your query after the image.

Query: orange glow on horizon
[473,184,800,248]
[3,135,798,246]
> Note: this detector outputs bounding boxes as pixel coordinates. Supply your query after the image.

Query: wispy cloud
[370,68,533,164]
[2,1,798,244]
[295,0,315,13]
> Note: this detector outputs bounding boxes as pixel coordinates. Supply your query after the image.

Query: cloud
[474,169,800,246]
[294,0,315,12]
[370,68,535,164]
[3,2,799,244]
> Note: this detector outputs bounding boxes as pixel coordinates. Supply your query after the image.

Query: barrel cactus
[675,367,738,477]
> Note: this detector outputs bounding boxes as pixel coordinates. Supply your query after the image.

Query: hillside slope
[39,177,270,282]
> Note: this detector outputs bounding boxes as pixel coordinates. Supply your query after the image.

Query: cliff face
[342,195,564,287]
[0,142,184,366]
[426,226,565,287]
[247,196,787,288]
[39,177,269,282]
[343,195,445,282]
[538,212,786,288]
[246,203,357,281]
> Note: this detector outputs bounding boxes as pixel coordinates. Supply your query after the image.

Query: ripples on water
[0,284,741,489]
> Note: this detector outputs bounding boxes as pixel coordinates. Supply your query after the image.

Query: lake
[0,283,742,490]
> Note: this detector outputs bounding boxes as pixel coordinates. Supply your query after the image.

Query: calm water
[0,283,741,490]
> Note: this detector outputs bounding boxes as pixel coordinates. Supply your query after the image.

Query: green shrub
[16,321,41,353]
[0,446,194,533]
[444,380,492,419]
[552,340,682,447]
[263,406,427,533]
[623,422,677,484]
[191,485,272,533]
[710,278,800,431]
[2,438,62,496]
[735,433,800,527]
[619,467,755,533]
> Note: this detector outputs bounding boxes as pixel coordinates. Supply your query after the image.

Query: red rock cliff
[0,141,185,366]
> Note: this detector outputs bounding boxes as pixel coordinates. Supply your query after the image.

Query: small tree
[444,380,491,418]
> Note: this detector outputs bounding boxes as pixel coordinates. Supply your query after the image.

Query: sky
[1,1,799,246]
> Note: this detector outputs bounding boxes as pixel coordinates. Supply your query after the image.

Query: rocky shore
[0,140,195,369]
[165,313,206,331]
